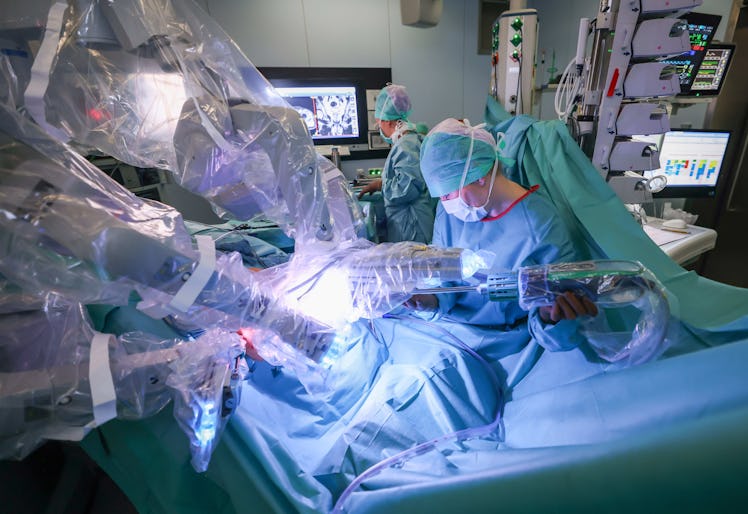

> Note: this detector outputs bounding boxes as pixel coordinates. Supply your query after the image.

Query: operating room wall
[201,0,491,132]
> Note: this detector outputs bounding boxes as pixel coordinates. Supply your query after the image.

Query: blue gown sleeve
[528,314,583,351]
[382,139,427,207]
[523,220,587,352]
[429,206,458,319]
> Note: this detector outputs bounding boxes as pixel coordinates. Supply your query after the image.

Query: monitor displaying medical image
[660,12,721,94]
[688,43,734,96]
[640,129,731,197]
[275,85,360,140]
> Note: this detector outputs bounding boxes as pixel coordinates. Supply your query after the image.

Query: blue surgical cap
[420,118,498,198]
[374,84,412,121]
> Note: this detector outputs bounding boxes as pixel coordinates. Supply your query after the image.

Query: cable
[555,18,592,124]
[330,314,505,514]
[513,27,523,114]
[554,57,585,122]
[514,47,523,114]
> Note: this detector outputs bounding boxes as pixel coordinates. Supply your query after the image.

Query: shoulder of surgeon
[391,131,423,163]
[517,193,579,262]
[394,130,424,150]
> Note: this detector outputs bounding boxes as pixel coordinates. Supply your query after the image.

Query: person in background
[358,84,434,243]
[407,117,598,351]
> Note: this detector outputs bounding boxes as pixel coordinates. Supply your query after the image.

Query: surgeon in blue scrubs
[408,117,597,351]
[358,84,434,243]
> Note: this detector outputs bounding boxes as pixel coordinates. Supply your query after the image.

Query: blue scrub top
[381,131,435,243]
[431,189,586,351]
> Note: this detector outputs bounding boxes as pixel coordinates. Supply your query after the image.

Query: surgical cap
[420,118,498,197]
[374,84,412,121]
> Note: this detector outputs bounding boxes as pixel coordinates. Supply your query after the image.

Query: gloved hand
[538,291,598,324]
[357,178,382,199]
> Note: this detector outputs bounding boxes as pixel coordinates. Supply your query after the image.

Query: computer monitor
[660,12,721,95]
[642,129,731,198]
[275,85,361,141]
[686,43,735,96]
[258,67,392,151]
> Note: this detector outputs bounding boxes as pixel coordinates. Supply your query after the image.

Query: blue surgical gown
[381,131,435,243]
[431,189,586,352]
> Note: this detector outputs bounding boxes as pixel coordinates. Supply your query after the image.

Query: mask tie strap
[458,120,487,191]
[458,121,495,202]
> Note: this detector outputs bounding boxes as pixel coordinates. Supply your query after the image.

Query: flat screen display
[275,85,360,141]
[660,12,721,94]
[687,43,735,96]
[641,129,731,197]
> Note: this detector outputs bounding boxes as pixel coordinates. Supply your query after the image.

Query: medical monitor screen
[643,129,730,198]
[275,85,360,141]
[660,12,721,94]
[687,43,734,96]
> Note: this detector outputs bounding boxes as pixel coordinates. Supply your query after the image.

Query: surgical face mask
[380,120,409,145]
[441,125,499,222]
[441,194,488,222]
[379,127,392,145]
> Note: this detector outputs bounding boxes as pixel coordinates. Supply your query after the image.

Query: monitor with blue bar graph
[642,129,731,198]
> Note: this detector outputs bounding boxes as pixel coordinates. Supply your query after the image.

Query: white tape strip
[169,235,216,313]
[23,1,71,142]
[89,332,118,427]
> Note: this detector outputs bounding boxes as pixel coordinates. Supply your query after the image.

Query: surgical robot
[0,0,670,472]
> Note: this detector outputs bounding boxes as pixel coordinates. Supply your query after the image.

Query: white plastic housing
[632,18,691,59]
[624,62,681,98]
[616,103,670,137]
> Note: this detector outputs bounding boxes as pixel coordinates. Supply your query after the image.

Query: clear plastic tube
[428,260,671,367]
[514,260,671,366]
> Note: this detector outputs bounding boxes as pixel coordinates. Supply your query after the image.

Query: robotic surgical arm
[2,0,366,247]
[0,101,495,469]
[0,0,671,475]
[0,124,504,462]
[0,0,346,469]
[0,279,245,472]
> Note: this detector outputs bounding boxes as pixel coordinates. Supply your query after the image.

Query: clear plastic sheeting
[316,154,368,243]
[340,242,494,318]
[515,260,672,366]
[111,328,246,472]
[0,283,98,460]
[18,0,334,245]
[0,104,340,371]
[0,278,245,471]
[0,110,193,306]
[248,241,494,336]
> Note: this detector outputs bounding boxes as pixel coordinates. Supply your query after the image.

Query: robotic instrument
[415,260,670,366]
